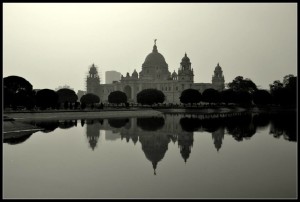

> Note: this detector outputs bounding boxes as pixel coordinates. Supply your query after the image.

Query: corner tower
[178,53,194,83]
[212,63,225,91]
[86,64,101,95]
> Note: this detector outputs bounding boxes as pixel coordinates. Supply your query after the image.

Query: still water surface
[3,112,297,199]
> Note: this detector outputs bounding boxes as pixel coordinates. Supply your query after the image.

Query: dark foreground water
[3,112,297,199]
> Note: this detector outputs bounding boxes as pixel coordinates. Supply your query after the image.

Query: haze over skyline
[3,3,297,92]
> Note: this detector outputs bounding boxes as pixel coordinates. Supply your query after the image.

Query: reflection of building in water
[139,132,171,175]
[212,127,225,152]
[83,114,227,172]
[105,130,121,141]
[177,131,194,163]
[86,120,102,150]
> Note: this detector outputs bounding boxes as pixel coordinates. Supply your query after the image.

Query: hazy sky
[3,3,297,92]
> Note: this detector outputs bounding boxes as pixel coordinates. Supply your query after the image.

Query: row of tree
[4,74,297,110]
[179,75,296,107]
[4,76,103,110]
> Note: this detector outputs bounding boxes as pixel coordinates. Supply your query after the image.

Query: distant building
[55,85,74,91]
[86,40,225,104]
[77,90,86,101]
[105,71,121,84]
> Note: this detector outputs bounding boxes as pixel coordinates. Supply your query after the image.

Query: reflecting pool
[3,112,297,199]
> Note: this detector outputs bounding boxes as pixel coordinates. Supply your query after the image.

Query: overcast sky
[3,3,297,92]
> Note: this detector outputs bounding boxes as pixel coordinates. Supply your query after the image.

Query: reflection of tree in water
[137,117,165,131]
[86,120,101,150]
[224,114,256,141]
[201,119,222,133]
[139,132,171,175]
[269,112,296,142]
[4,131,35,145]
[252,113,270,130]
[34,121,59,133]
[179,117,201,132]
[108,118,129,128]
[179,117,225,152]
[58,120,76,129]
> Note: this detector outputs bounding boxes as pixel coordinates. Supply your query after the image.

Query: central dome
[142,45,168,69]
[139,41,171,80]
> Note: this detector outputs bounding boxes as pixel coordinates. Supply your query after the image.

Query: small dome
[215,63,222,71]
[132,69,138,78]
[181,53,190,63]
[89,64,98,74]
[172,70,177,77]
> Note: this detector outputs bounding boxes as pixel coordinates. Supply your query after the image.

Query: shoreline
[4,106,296,120]
[3,109,163,121]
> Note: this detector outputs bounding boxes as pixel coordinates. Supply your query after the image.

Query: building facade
[86,41,225,104]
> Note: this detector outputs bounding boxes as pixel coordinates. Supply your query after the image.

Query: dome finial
[152,39,158,53]
[185,52,187,57]
[152,162,157,175]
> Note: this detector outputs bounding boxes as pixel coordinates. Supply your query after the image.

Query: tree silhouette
[252,90,272,106]
[202,88,220,105]
[4,75,35,109]
[236,91,252,106]
[180,89,201,105]
[220,89,237,105]
[270,75,297,106]
[283,75,297,106]
[108,91,127,105]
[137,89,165,106]
[80,93,100,105]
[270,80,283,92]
[36,89,58,110]
[57,88,78,109]
[228,76,257,94]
